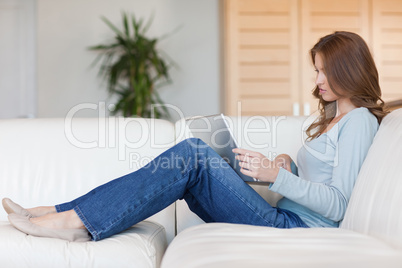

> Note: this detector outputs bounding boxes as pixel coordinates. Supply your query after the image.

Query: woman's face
[314,53,339,102]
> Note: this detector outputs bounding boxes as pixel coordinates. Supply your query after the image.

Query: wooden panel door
[224,0,300,116]
[372,0,402,102]
[300,0,370,115]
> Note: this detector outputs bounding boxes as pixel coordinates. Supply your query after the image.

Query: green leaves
[89,12,172,118]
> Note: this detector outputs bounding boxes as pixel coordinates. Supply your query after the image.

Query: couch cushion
[0,118,176,243]
[341,108,402,250]
[0,221,166,268]
[161,223,402,268]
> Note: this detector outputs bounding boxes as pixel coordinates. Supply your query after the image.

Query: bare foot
[30,210,86,230]
[27,206,57,217]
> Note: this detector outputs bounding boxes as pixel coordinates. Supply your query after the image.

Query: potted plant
[89,13,172,118]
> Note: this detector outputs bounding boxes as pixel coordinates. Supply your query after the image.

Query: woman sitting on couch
[3,31,388,242]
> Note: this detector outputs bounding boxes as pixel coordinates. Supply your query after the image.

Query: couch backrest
[174,115,310,233]
[0,118,177,243]
[341,109,402,250]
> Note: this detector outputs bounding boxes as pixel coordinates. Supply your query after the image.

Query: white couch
[0,117,176,267]
[162,109,402,268]
[0,109,401,267]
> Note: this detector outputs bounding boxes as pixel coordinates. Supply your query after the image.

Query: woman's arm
[269,111,378,222]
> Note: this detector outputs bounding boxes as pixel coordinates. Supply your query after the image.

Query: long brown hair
[306,31,388,140]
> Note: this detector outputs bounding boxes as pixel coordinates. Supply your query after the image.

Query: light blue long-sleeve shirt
[270,107,379,228]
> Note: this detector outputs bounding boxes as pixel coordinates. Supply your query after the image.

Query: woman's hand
[232,148,279,183]
[273,154,293,173]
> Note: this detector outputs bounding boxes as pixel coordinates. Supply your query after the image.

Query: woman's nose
[315,73,324,85]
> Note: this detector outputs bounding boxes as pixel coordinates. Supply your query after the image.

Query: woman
[3,31,388,242]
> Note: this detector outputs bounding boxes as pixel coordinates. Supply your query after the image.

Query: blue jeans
[56,138,308,241]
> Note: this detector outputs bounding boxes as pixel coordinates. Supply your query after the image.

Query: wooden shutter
[372,0,402,102]
[224,0,299,116]
[224,0,402,116]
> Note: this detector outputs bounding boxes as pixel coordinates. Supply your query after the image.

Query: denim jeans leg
[56,138,307,241]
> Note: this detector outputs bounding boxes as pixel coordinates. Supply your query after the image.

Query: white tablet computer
[185,113,265,184]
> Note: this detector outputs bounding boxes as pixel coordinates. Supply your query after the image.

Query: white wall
[0,0,36,118]
[37,0,221,121]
